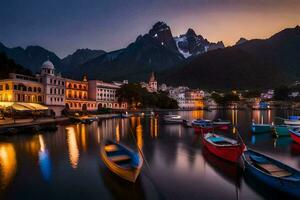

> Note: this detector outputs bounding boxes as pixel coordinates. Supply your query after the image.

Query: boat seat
[109,155,131,162]
[208,137,225,143]
[257,163,292,177]
[104,145,119,152]
[250,154,268,164]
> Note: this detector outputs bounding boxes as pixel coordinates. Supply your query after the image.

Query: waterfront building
[88,80,127,109]
[36,60,66,116]
[140,72,158,93]
[0,73,44,103]
[65,76,97,111]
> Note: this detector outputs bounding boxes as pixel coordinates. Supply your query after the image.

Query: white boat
[163,115,183,124]
[212,119,231,125]
[284,116,300,126]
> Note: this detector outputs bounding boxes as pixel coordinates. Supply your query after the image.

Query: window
[22,86,27,91]
[62,81,64,86]
[79,85,82,89]
[62,89,64,95]
[50,88,52,94]
[68,83,72,88]
[28,87,32,92]
[0,85,3,91]
[61,98,63,102]
[50,79,52,84]
[38,87,41,93]
[50,97,52,102]
[54,80,56,84]
[14,85,18,90]
[5,84,9,90]
[38,96,42,102]
[34,87,37,92]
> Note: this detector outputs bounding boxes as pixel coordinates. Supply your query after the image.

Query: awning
[0,102,48,111]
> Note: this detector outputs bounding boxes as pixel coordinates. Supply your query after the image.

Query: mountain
[62,48,106,68]
[162,26,300,89]
[0,52,32,79]
[174,28,225,58]
[77,22,184,81]
[0,43,64,74]
[235,38,247,46]
[148,21,179,52]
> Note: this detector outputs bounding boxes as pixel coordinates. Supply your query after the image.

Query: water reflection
[66,126,80,169]
[136,117,143,150]
[0,143,17,190]
[38,135,51,182]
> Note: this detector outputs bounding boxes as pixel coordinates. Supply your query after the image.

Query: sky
[0,0,300,58]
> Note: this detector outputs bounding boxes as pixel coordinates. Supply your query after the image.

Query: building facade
[65,76,97,111]
[0,73,44,103]
[36,60,66,116]
[88,80,127,109]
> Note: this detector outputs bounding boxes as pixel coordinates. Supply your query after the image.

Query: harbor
[0,109,300,199]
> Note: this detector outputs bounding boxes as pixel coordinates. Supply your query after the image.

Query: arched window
[50,88,52,94]
[5,84,9,90]
[34,87,37,92]
[28,87,32,92]
[68,83,72,88]
[38,96,42,102]
[23,86,27,91]
[38,87,41,93]
[74,84,77,89]
[79,85,82,89]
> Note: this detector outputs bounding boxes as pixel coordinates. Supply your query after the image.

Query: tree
[273,86,290,101]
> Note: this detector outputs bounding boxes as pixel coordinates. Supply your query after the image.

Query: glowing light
[66,127,79,169]
[0,143,17,190]
[115,124,120,142]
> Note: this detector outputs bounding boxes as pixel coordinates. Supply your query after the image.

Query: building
[88,80,127,109]
[0,73,44,103]
[140,72,158,93]
[177,90,205,109]
[36,60,66,116]
[65,76,97,111]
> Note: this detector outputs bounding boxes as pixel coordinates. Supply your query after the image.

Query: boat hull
[243,150,300,198]
[100,142,143,183]
[251,124,273,133]
[284,120,300,126]
[275,126,289,137]
[202,136,244,162]
[290,130,300,144]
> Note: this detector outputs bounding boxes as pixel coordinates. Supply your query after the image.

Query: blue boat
[274,125,290,137]
[191,119,213,127]
[243,150,300,198]
[100,140,143,182]
[251,123,273,133]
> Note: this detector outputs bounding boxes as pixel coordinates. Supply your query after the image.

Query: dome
[41,60,55,70]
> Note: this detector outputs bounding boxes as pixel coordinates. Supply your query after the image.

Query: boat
[274,125,290,137]
[100,140,143,182]
[162,114,183,124]
[284,116,300,126]
[251,123,273,133]
[192,119,214,133]
[182,120,192,128]
[289,128,300,144]
[120,112,133,118]
[202,133,245,162]
[242,149,300,198]
[213,119,231,130]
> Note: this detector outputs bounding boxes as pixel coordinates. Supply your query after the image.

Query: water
[0,110,300,200]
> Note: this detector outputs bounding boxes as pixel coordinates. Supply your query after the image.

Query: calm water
[1,110,300,200]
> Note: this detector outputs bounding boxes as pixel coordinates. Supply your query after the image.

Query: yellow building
[65,77,96,111]
[0,73,43,103]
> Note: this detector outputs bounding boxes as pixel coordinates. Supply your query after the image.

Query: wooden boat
[202,133,245,162]
[243,149,300,198]
[289,128,300,144]
[162,114,183,124]
[284,116,300,126]
[251,123,273,133]
[100,140,143,182]
[274,125,290,137]
[192,119,214,133]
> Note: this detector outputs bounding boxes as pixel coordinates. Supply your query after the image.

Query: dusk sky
[1,0,300,57]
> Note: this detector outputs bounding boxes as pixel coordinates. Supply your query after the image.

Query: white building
[88,80,127,109]
[36,60,66,116]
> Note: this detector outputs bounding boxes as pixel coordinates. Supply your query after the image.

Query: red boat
[289,128,300,144]
[202,133,245,163]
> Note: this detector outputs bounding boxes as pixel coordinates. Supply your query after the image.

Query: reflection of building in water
[0,143,17,190]
[80,124,87,152]
[150,118,158,138]
[115,124,120,142]
[66,127,80,169]
[252,110,273,124]
[136,118,143,150]
[38,135,51,182]
[191,110,204,120]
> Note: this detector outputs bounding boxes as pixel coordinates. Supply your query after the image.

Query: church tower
[148,72,157,92]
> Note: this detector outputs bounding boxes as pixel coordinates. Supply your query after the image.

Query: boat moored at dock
[251,123,273,133]
[162,114,184,124]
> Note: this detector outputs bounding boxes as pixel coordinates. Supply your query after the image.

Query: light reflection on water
[0,110,300,199]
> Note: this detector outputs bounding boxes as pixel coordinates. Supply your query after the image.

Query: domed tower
[41,60,55,76]
[149,72,157,92]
